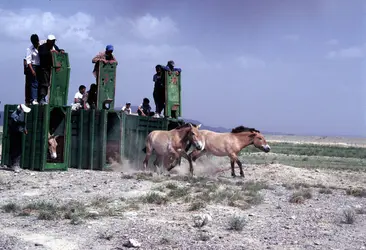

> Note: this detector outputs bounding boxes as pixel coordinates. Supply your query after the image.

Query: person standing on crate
[92,45,118,84]
[153,65,165,118]
[37,35,64,105]
[7,104,31,173]
[162,60,182,73]
[25,34,46,105]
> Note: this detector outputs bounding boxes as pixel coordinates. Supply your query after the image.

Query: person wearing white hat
[8,104,31,172]
[37,34,64,105]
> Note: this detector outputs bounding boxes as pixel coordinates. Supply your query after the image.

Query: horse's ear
[48,132,51,138]
[54,135,59,140]
[197,124,202,129]
[249,133,256,138]
[189,123,193,128]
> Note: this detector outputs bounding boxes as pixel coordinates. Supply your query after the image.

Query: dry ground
[0,135,366,250]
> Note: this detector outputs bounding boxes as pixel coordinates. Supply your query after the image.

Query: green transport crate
[48,52,71,106]
[165,70,182,118]
[1,104,71,171]
[96,62,117,110]
[120,113,185,165]
[69,110,185,171]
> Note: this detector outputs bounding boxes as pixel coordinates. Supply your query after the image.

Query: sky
[0,0,365,137]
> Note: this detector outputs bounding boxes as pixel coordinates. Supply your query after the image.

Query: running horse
[142,123,205,176]
[185,126,271,178]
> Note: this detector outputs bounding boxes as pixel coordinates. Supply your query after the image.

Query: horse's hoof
[231,173,236,178]
[240,172,245,178]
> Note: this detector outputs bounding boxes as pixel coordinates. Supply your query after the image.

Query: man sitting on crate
[37,35,64,105]
[7,104,31,173]
[92,45,118,84]
[71,85,87,111]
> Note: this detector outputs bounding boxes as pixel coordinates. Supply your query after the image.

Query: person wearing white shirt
[25,34,46,105]
[122,102,132,114]
[71,85,87,111]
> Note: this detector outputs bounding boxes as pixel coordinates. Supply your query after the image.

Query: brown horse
[187,126,270,178]
[48,133,59,159]
[142,123,204,175]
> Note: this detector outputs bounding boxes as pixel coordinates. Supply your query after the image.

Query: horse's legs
[153,154,162,173]
[143,142,153,170]
[230,160,236,177]
[229,153,243,178]
[236,159,244,177]
[189,149,206,162]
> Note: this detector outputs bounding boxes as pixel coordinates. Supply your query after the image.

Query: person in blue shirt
[8,104,31,172]
[161,60,181,72]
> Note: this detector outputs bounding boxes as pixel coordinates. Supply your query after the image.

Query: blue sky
[0,0,365,137]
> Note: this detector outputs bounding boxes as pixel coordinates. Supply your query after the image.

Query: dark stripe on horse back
[231,125,260,133]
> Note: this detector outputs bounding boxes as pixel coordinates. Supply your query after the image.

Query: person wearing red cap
[92,45,118,84]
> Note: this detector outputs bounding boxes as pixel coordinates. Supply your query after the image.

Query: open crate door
[21,105,71,171]
[48,52,71,106]
[165,70,182,118]
[96,62,117,110]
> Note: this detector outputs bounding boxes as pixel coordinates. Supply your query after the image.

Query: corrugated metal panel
[49,52,71,106]
[96,62,117,110]
[1,105,71,171]
[165,71,182,118]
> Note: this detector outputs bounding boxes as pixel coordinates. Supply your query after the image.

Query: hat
[126,102,131,105]
[47,34,56,40]
[167,60,175,66]
[106,45,114,51]
[18,104,31,113]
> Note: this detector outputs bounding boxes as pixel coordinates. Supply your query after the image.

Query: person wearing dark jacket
[37,34,64,105]
[8,104,31,172]
[153,65,165,118]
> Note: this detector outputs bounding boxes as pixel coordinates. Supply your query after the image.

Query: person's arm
[138,105,146,116]
[74,93,80,103]
[92,52,105,63]
[173,67,182,72]
[25,48,36,76]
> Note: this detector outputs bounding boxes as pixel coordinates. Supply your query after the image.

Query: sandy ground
[0,154,366,250]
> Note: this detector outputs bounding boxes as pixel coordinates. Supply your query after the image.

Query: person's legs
[153,89,160,114]
[30,65,39,104]
[38,68,50,105]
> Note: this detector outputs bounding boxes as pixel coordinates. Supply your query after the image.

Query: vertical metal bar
[41,105,50,171]
[89,110,95,170]
[100,109,107,170]
[1,105,9,166]
[30,105,38,170]
[77,110,83,169]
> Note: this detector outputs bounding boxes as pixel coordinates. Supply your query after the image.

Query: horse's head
[249,131,270,153]
[187,123,205,151]
[48,133,59,159]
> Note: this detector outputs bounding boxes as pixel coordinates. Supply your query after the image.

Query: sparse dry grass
[346,188,366,198]
[343,208,356,224]
[1,197,117,223]
[289,189,312,204]
[228,215,246,231]
[188,200,207,211]
[141,192,168,205]
[319,188,333,194]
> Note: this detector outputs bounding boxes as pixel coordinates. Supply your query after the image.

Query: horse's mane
[174,122,197,130]
[231,126,260,133]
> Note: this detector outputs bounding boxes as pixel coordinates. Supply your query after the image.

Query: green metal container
[165,70,182,118]
[69,110,185,171]
[48,52,71,106]
[1,104,71,171]
[96,62,117,110]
